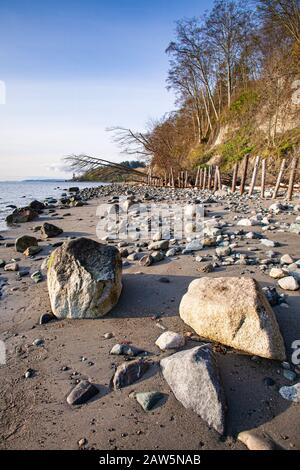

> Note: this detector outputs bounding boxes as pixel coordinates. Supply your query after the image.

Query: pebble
[278,276,299,291]
[279,383,300,402]
[135,391,165,411]
[238,431,276,450]
[155,331,185,351]
[67,380,99,405]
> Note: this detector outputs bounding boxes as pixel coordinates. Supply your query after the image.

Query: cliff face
[191,85,300,173]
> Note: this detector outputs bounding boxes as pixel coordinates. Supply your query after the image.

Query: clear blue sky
[0,0,214,179]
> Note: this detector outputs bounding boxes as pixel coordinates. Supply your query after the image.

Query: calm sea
[0,180,104,231]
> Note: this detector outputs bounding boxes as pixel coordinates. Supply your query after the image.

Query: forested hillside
[113,0,300,178]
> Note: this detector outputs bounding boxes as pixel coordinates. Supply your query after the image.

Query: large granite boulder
[160,345,226,434]
[48,238,122,319]
[179,277,286,360]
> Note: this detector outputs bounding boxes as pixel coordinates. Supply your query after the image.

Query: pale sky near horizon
[0,0,214,180]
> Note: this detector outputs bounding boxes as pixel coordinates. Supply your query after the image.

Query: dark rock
[6,207,38,225]
[41,222,63,238]
[15,235,38,253]
[139,254,153,267]
[67,380,99,405]
[29,200,45,211]
[39,313,55,325]
[113,359,150,390]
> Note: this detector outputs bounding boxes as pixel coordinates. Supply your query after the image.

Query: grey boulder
[160,345,226,434]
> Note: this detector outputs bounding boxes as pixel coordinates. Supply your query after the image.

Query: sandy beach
[0,186,299,451]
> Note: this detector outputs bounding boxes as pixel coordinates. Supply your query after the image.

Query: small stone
[279,383,300,402]
[155,331,185,351]
[104,332,114,339]
[0,259,6,268]
[278,276,299,291]
[67,380,99,405]
[261,239,277,248]
[4,263,19,272]
[216,246,231,257]
[283,370,296,382]
[198,262,214,273]
[110,344,145,357]
[127,253,139,261]
[33,338,44,346]
[24,368,34,379]
[41,222,63,238]
[39,313,55,325]
[23,246,42,257]
[31,271,43,283]
[280,254,294,265]
[269,268,285,279]
[135,391,164,411]
[113,359,150,390]
[148,240,169,251]
[238,431,276,450]
[78,438,87,448]
[139,254,153,267]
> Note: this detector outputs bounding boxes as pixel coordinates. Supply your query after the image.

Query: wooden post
[216,166,221,190]
[207,166,212,190]
[195,167,200,188]
[202,167,207,189]
[214,167,218,192]
[240,154,249,195]
[287,157,298,201]
[231,162,239,193]
[185,171,188,188]
[261,159,266,198]
[248,156,260,196]
[199,168,203,189]
[273,159,286,199]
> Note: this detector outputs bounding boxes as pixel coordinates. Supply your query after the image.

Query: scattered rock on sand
[6,207,38,225]
[24,246,42,257]
[135,391,164,411]
[47,238,122,319]
[238,431,276,450]
[139,254,153,267]
[67,380,99,405]
[155,331,185,351]
[0,259,6,268]
[280,254,294,265]
[160,345,226,434]
[41,222,63,238]
[39,312,55,325]
[279,383,300,402]
[110,344,146,357]
[269,268,285,279]
[278,276,299,291]
[179,277,286,360]
[31,271,43,283]
[4,263,19,272]
[113,359,150,390]
[15,235,38,253]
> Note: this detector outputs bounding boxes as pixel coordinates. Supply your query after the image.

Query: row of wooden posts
[147,155,299,201]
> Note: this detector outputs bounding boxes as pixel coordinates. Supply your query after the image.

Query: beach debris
[160,345,226,434]
[179,277,286,360]
[47,238,122,319]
